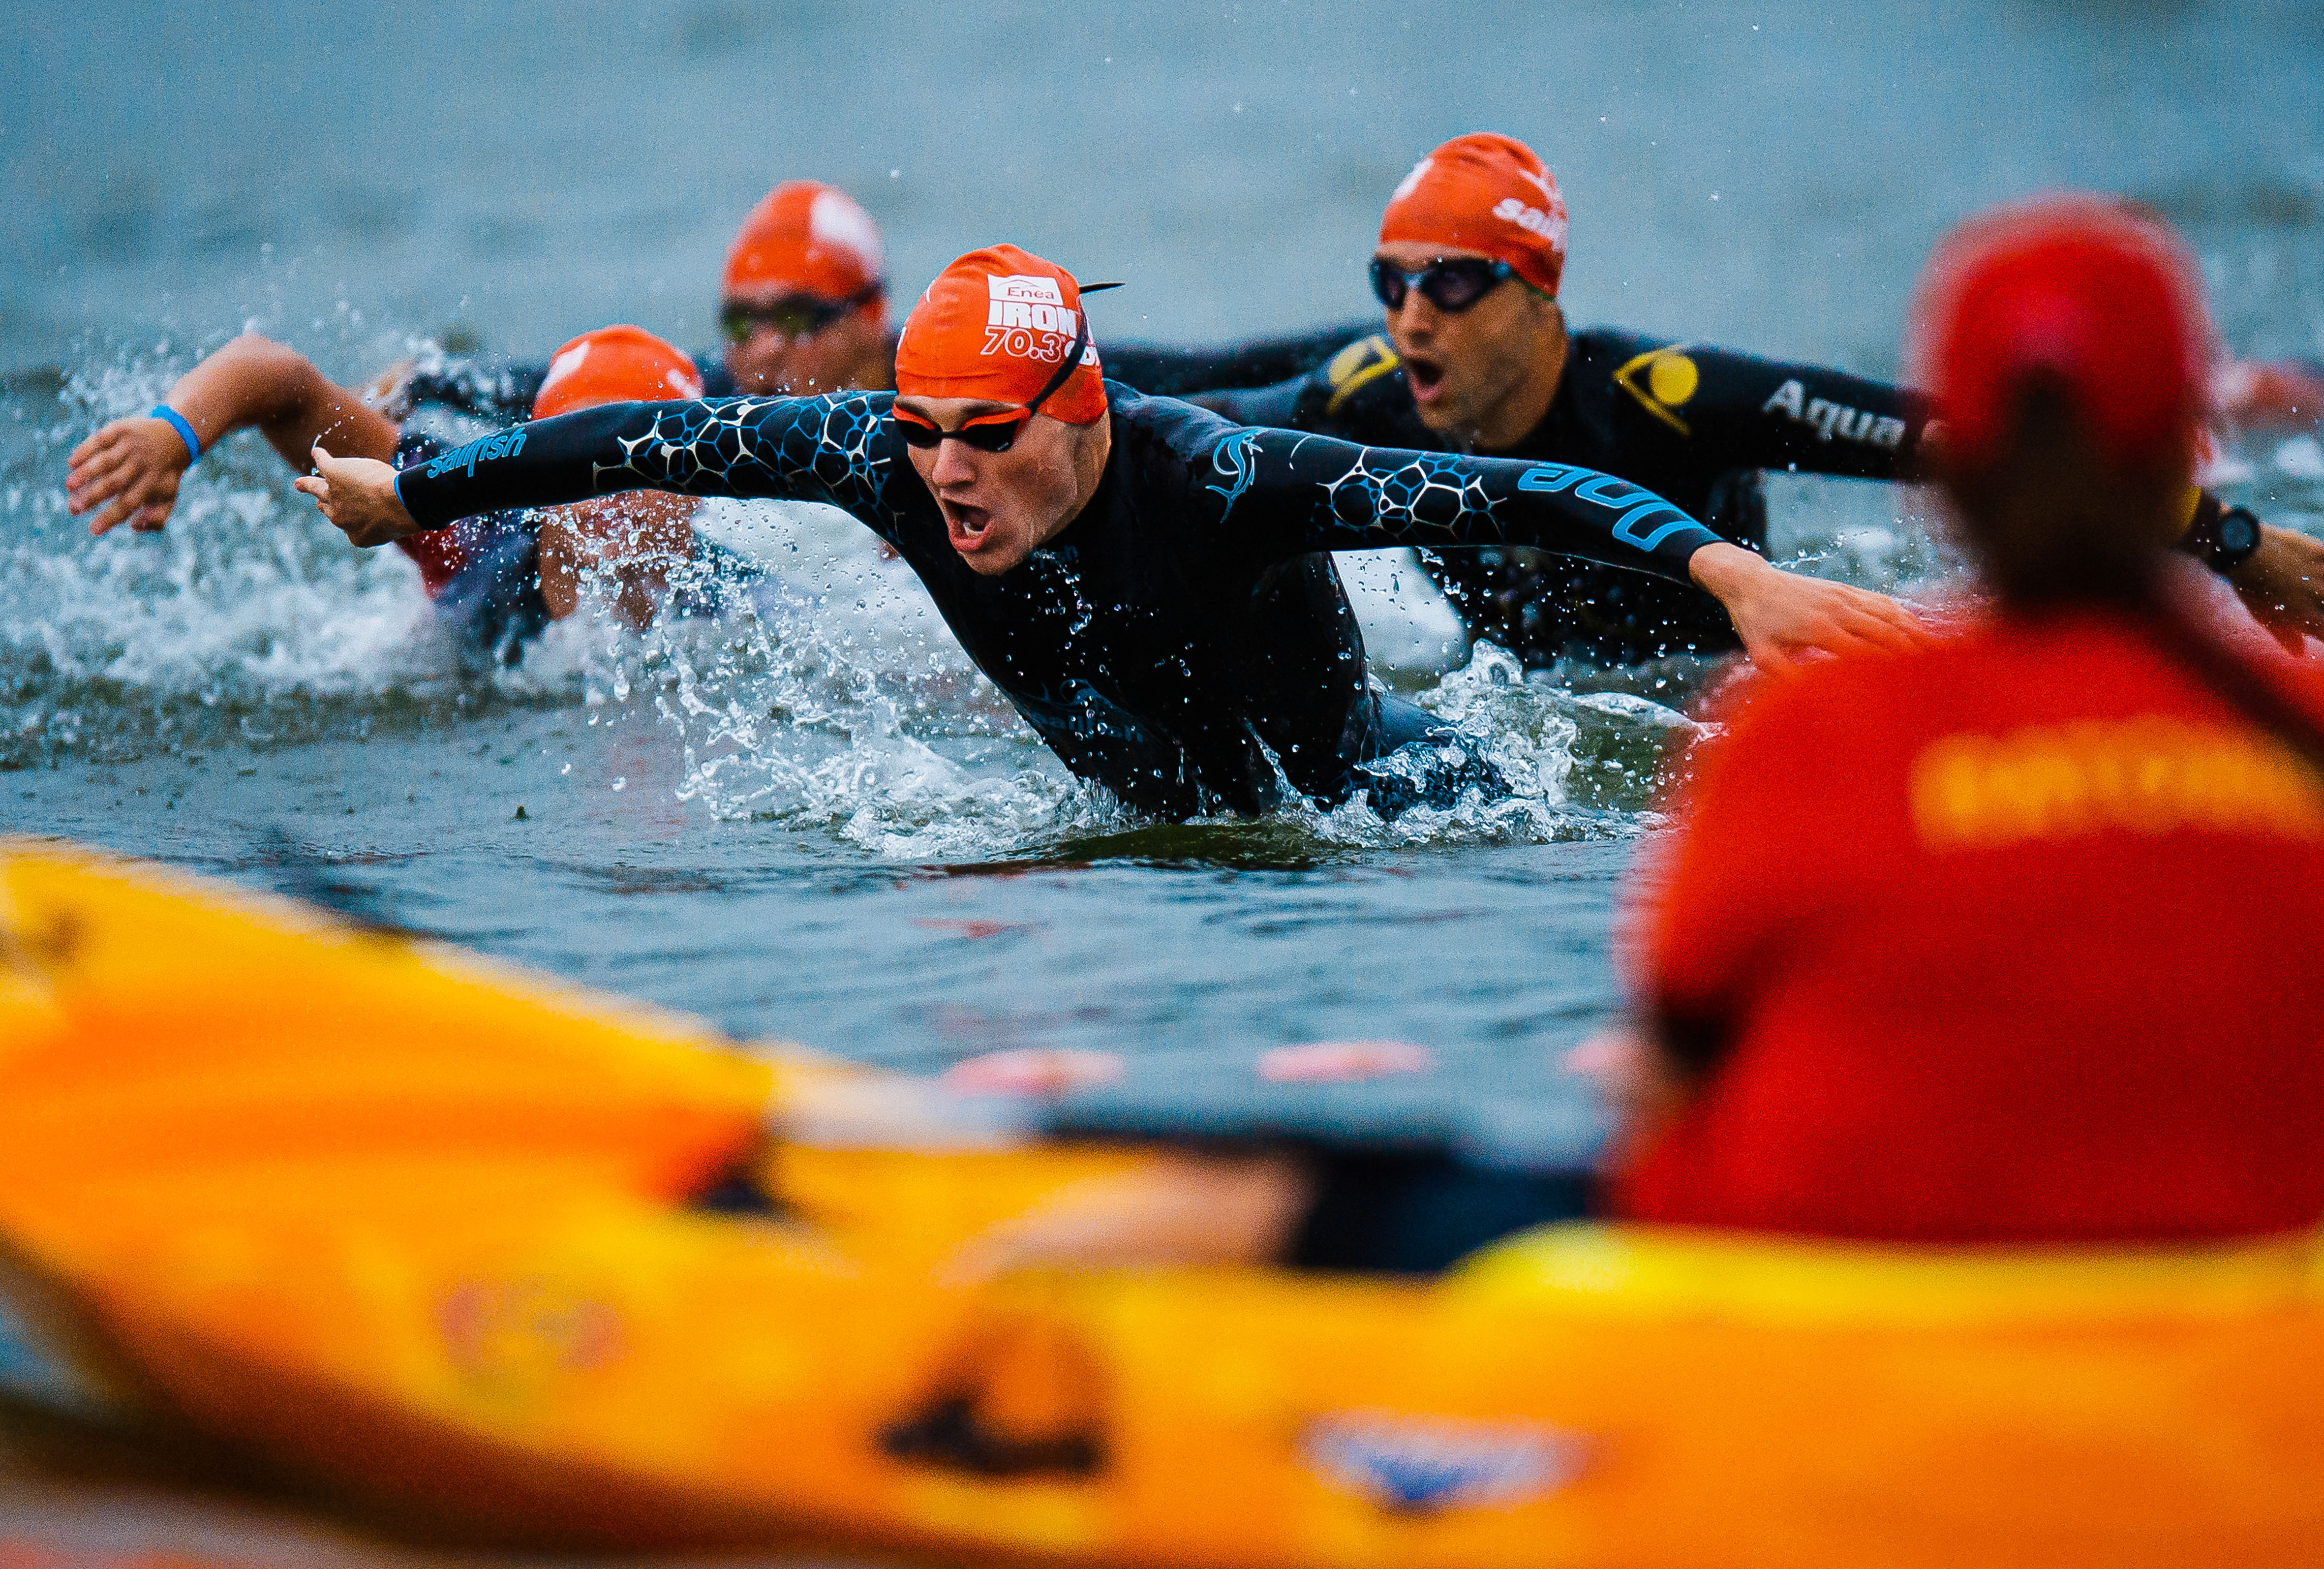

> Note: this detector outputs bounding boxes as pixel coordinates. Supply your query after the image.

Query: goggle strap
[1023,308,1091,420]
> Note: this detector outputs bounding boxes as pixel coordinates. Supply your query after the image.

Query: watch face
[2222,512,2260,554]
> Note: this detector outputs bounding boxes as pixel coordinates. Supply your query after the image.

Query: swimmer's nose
[1387,290,1439,344]
[928,436,980,489]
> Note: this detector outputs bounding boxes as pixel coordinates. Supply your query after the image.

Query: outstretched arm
[296,393,897,548]
[1677,344,2257,588]
[1220,429,1928,668]
[65,334,401,536]
[1101,320,1371,400]
[1645,343,1928,482]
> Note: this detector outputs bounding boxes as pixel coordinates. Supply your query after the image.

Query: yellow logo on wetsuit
[1324,335,1402,418]
[1613,345,1701,436]
[1909,716,2324,852]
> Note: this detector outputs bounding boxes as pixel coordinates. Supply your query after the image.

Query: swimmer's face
[534,490,700,624]
[722,284,890,397]
[895,396,1100,575]
[1373,240,1564,448]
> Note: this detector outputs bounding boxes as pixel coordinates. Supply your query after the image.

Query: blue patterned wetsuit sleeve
[1202,426,1726,584]
[393,394,894,532]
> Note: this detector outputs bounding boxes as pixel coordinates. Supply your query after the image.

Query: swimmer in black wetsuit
[1190,134,2324,664]
[298,245,1927,819]
[65,326,713,663]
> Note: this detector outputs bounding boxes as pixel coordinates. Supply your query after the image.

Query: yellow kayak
[0,838,2319,1566]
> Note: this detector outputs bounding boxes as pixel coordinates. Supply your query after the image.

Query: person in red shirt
[1618,195,2324,1243]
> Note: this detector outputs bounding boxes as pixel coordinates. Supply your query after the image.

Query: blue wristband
[151,405,202,461]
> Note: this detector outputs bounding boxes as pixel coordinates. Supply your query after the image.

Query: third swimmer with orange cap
[1193,133,2324,665]
[296,244,1926,818]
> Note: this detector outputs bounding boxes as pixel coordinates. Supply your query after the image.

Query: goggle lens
[1367,257,1516,314]
[719,282,883,344]
[891,408,1030,453]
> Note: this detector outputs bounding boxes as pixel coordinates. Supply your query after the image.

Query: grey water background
[5,0,2324,1145]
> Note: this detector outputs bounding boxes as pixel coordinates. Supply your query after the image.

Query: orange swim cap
[531,325,705,419]
[1379,133,1568,297]
[1908,196,2212,473]
[724,181,887,301]
[893,245,1108,425]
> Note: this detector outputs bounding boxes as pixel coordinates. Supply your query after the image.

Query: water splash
[8,340,1708,856]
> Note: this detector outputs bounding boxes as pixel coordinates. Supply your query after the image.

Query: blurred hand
[1562,1022,1697,1160]
[66,416,194,535]
[293,445,419,547]
[365,357,419,420]
[941,1154,1312,1284]
[2229,524,2324,654]
[1689,542,1932,671]
[2213,359,2324,431]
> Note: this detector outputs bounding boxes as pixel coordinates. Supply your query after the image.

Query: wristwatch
[2180,492,2264,575]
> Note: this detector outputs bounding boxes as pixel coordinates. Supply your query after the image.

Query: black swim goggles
[1368,256,1518,314]
[890,294,1104,456]
[718,281,885,343]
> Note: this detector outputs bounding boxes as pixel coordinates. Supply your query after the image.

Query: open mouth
[942,499,993,552]
[1403,353,1447,403]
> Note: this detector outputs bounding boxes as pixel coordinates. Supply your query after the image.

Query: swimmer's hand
[294,445,420,547]
[2228,523,2324,654]
[365,358,419,421]
[1688,542,1931,670]
[67,415,195,535]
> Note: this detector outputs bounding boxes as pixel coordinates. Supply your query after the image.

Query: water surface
[2,0,2323,1546]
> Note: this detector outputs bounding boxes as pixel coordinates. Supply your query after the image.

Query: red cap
[531,325,704,419]
[1908,195,2212,473]
[1379,133,1568,297]
[724,181,886,301]
[893,245,1107,425]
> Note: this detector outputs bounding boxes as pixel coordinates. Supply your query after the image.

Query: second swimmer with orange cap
[66,324,717,661]
[396,178,1344,432]
[297,244,1926,819]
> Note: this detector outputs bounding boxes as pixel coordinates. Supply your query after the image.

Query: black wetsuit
[393,385,1722,819]
[1198,329,1926,667]
[390,327,1366,428]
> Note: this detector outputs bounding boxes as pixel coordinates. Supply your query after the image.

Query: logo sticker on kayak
[1300,1411,1591,1513]
[437,1278,624,1403]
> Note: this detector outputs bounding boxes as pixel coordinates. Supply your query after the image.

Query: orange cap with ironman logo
[1379,133,1569,297]
[893,245,1108,425]
[531,326,705,419]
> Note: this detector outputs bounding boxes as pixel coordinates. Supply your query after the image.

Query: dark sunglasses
[719,281,885,344]
[1368,256,1517,314]
[890,303,1094,455]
